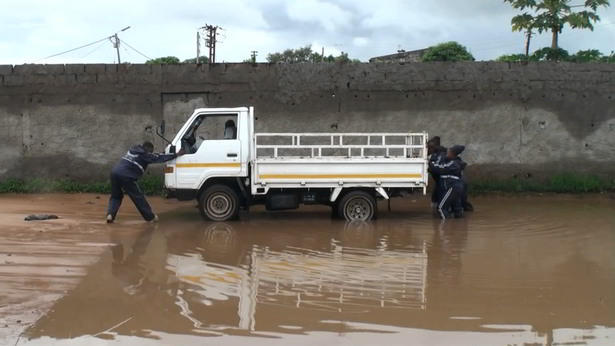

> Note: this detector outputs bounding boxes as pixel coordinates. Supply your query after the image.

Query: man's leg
[437,185,455,220]
[461,177,474,211]
[122,177,156,221]
[431,183,439,209]
[107,173,124,222]
[452,183,464,218]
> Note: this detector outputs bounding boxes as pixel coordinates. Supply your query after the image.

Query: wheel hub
[209,194,231,216]
[346,197,371,220]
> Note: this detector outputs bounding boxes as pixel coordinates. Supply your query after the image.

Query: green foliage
[266,45,358,63]
[496,49,614,63]
[267,45,321,63]
[0,175,165,196]
[504,0,610,49]
[530,47,569,61]
[568,49,603,62]
[599,52,615,63]
[496,54,529,62]
[511,13,535,32]
[471,173,615,194]
[421,42,475,62]
[145,56,181,64]
[182,56,209,64]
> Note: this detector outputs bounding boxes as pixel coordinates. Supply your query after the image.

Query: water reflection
[164,220,428,334]
[22,197,615,344]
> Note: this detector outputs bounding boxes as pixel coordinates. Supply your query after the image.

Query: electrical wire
[34,36,111,62]
[81,40,108,58]
[120,39,152,60]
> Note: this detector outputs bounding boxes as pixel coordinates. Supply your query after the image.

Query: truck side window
[182,114,238,154]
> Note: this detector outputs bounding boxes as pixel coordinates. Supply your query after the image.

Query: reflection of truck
[166,223,428,331]
[157,107,428,221]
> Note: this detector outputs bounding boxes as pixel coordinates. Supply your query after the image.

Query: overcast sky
[1,0,613,64]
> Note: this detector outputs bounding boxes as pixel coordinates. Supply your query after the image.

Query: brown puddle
[1,194,614,345]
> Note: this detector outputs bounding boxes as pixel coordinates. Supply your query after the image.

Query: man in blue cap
[429,145,465,219]
[106,142,183,223]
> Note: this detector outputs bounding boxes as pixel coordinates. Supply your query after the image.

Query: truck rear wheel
[337,191,377,221]
[199,185,240,221]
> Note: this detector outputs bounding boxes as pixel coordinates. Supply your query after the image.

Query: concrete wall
[1,62,614,182]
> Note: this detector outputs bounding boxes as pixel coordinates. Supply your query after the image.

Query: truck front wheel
[199,185,240,221]
[337,191,377,221]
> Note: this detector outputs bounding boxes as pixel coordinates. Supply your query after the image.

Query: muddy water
[1,194,614,345]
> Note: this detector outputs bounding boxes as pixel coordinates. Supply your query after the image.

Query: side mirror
[159,120,166,136]
[169,145,176,154]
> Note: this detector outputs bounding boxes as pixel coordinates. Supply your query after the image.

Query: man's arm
[142,150,184,164]
[430,159,459,175]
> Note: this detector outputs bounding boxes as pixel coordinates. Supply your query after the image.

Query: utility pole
[524,28,533,58]
[110,26,131,64]
[199,24,223,63]
[196,32,201,64]
[250,50,258,63]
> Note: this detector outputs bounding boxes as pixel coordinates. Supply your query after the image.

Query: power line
[80,40,108,58]
[34,36,110,62]
[34,27,132,63]
[120,39,152,60]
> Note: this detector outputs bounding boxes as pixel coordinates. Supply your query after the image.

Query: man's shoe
[149,214,159,223]
[106,214,114,223]
[454,212,464,218]
[463,203,474,211]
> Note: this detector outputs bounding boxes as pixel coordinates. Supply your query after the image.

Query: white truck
[157,107,428,222]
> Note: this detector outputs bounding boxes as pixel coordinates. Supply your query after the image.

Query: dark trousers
[107,172,155,221]
[437,180,463,219]
[431,174,442,204]
[461,176,474,211]
[461,178,469,207]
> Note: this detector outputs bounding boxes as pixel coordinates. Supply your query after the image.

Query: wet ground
[0,193,613,345]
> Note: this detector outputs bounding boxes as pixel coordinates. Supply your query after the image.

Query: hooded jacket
[428,156,463,182]
[112,145,177,179]
[429,146,448,180]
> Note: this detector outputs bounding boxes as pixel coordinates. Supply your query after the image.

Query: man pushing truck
[106,141,184,223]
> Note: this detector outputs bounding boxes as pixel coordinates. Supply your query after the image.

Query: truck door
[174,113,241,189]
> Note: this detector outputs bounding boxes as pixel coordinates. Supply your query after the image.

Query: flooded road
[1,194,614,345]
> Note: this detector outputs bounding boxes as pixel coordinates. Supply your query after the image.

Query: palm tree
[505,0,610,49]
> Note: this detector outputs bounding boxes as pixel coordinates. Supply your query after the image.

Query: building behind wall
[369,49,427,63]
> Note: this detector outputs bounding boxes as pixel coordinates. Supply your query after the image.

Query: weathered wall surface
[0,62,614,182]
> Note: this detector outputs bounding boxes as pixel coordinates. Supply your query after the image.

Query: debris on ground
[24,214,59,221]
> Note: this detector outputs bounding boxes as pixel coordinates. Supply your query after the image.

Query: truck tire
[199,185,240,221]
[337,190,377,221]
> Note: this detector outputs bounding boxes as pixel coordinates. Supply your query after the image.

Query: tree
[421,42,475,62]
[266,45,359,63]
[496,53,529,62]
[530,47,570,61]
[182,56,209,64]
[267,45,320,63]
[600,51,615,63]
[510,13,536,56]
[505,0,610,49]
[145,56,180,64]
[568,49,602,62]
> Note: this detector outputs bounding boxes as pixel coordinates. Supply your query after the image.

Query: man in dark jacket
[106,142,183,223]
[427,137,447,211]
[429,145,465,220]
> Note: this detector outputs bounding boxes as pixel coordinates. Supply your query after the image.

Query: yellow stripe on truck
[259,173,422,179]
[176,163,241,168]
